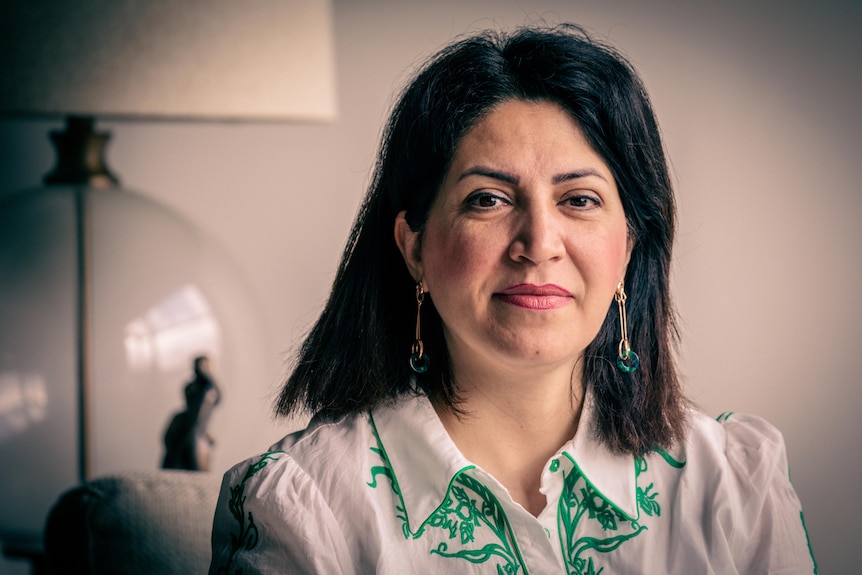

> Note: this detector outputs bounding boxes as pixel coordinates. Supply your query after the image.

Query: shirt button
[550,459,560,472]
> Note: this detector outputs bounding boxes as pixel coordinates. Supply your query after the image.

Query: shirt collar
[564,391,639,520]
[370,388,639,527]
[370,394,474,529]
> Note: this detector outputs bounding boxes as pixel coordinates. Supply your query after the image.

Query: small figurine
[162,355,221,471]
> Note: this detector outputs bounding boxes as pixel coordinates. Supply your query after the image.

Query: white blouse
[209,392,817,574]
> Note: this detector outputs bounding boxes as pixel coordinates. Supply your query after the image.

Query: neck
[436,360,585,516]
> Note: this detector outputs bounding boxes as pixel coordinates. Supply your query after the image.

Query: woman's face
[396,99,631,378]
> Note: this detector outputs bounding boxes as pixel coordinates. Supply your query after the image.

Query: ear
[394,211,424,281]
[620,233,634,281]
[625,234,634,267]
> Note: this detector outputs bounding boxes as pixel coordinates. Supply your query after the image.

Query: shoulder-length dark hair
[276,24,686,455]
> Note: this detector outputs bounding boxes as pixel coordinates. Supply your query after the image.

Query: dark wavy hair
[276,24,686,455]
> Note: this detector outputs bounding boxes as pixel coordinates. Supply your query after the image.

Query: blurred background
[1,0,859,573]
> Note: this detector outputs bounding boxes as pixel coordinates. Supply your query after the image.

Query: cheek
[420,224,496,295]
[579,225,631,286]
[423,238,474,293]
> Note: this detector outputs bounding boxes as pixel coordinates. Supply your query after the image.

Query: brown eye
[562,195,600,209]
[466,192,510,210]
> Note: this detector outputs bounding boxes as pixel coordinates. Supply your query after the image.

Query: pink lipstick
[495,284,572,310]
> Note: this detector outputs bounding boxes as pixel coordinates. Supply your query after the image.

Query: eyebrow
[552,169,607,184]
[457,166,607,184]
[458,166,519,184]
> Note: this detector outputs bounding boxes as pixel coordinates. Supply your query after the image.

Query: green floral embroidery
[368,414,527,573]
[426,479,480,543]
[369,412,686,574]
[654,448,686,469]
[557,458,644,575]
[367,419,412,538]
[636,483,661,517]
[557,453,685,574]
[215,450,283,575]
[715,411,734,422]
[799,511,819,574]
[428,472,526,573]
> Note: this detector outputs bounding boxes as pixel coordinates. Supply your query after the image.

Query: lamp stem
[42,115,110,481]
[74,187,93,482]
[44,116,119,187]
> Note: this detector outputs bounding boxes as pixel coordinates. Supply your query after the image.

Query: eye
[561,194,601,210]
[465,191,511,210]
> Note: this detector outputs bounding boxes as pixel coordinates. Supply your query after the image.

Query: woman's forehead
[445,100,610,182]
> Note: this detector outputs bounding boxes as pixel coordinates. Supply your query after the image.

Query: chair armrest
[44,470,221,575]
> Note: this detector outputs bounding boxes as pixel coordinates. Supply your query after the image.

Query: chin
[490,341,583,370]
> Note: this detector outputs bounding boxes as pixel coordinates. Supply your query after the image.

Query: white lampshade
[0,0,337,121]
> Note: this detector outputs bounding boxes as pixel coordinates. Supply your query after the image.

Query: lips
[494,284,573,310]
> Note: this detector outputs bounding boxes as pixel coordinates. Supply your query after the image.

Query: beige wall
[1,0,858,572]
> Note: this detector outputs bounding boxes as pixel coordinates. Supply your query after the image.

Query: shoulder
[643,409,794,506]
[210,414,375,574]
[684,409,791,482]
[714,411,790,477]
[680,411,801,541]
[222,411,376,496]
[675,411,817,572]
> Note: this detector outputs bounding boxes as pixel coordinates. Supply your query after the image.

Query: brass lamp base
[44,116,119,187]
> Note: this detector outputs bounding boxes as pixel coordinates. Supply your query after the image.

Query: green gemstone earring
[615,281,639,373]
[409,282,430,374]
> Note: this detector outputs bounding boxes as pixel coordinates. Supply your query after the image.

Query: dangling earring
[615,281,639,373]
[409,282,431,374]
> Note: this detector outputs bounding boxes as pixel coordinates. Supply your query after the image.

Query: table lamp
[0,0,336,565]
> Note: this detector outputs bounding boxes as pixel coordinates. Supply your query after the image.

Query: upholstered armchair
[43,470,222,574]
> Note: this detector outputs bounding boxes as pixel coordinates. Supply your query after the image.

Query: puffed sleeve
[209,451,356,575]
[719,413,818,574]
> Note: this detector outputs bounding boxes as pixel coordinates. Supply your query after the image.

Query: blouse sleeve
[719,413,818,574]
[209,451,357,575]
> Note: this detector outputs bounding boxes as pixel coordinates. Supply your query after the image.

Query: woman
[210,25,816,573]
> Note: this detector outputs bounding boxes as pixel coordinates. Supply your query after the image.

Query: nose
[508,203,565,264]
